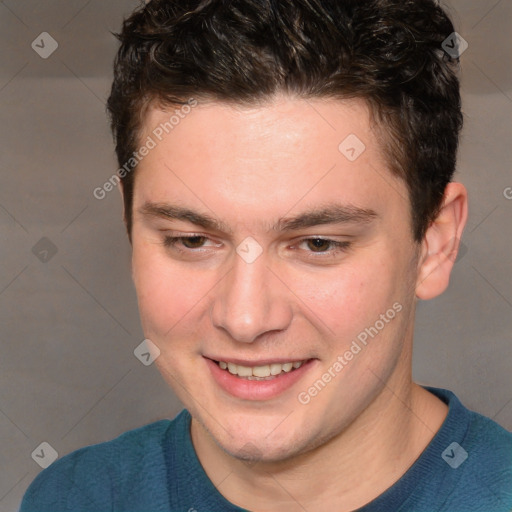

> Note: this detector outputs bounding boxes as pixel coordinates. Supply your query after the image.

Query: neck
[191,375,448,512]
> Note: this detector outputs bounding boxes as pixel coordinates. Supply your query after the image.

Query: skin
[127,94,468,511]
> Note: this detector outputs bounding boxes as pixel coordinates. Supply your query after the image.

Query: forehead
[133,95,407,229]
[141,95,376,156]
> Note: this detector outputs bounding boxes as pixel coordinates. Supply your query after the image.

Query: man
[20,0,512,511]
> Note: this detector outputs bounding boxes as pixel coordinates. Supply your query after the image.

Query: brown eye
[306,238,334,252]
[296,238,351,258]
[181,236,207,248]
[162,236,209,249]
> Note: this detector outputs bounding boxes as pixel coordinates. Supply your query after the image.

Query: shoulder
[458,405,512,499]
[20,418,177,512]
[427,387,512,511]
[431,386,512,463]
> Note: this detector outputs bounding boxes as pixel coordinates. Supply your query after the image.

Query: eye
[162,235,216,250]
[298,238,351,254]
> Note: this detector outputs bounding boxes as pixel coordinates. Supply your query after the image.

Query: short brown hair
[107,0,463,242]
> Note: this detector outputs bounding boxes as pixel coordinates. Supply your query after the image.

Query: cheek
[132,245,209,336]
[288,255,396,335]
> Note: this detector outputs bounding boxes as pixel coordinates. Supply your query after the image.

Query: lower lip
[205,358,315,401]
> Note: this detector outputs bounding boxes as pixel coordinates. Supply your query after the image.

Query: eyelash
[161,235,351,257]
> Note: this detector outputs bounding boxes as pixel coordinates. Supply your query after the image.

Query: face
[130,95,421,462]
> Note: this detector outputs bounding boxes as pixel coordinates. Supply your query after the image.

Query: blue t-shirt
[20,387,512,511]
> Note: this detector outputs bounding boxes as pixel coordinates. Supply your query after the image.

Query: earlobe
[416,182,468,300]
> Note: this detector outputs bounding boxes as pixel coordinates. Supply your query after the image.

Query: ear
[416,182,468,300]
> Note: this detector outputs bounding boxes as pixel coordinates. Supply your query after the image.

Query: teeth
[270,363,282,375]
[251,365,269,377]
[236,365,253,377]
[216,360,305,378]
[282,362,293,372]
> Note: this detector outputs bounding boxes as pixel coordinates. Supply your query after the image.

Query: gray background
[0,1,511,510]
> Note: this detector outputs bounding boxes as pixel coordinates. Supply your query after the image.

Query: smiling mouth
[213,359,308,380]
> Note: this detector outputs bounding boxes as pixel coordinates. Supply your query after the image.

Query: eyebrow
[139,202,378,234]
[276,204,378,231]
[140,203,232,233]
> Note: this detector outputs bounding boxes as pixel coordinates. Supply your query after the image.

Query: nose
[210,251,293,343]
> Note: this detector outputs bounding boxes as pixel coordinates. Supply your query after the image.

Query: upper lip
[204,356,313,366]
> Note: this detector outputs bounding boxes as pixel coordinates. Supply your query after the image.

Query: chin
[195,407,322,464]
